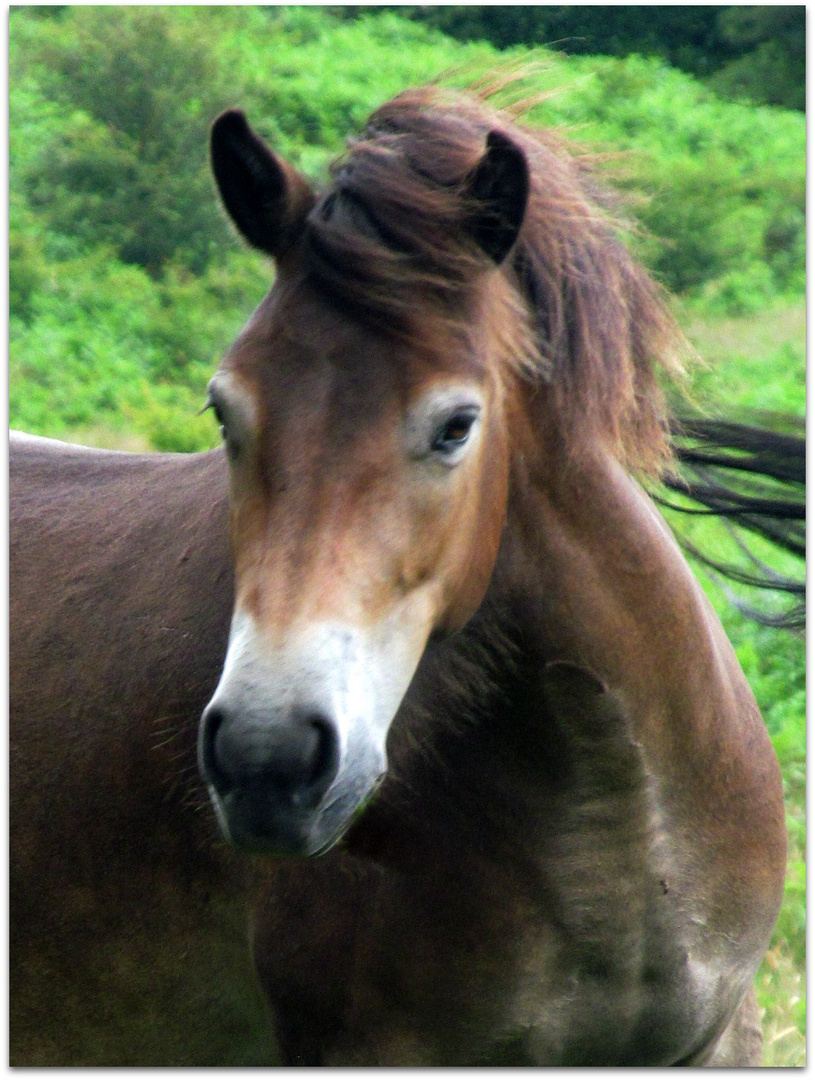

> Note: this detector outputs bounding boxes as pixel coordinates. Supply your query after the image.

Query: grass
[677,298,806,419]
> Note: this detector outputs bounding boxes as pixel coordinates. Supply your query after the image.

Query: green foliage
[9,245,268,449]
[213,6,494,176]
[359,5,805,109]
[518,53,804,307]
[362,4,729,66]
[10,7,804,334]
[679,301,805,416]
[712,6,805,110]
[11,6,240,275]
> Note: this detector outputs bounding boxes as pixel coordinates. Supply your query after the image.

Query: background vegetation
[346,6,805,110]
[9,6,804,1063]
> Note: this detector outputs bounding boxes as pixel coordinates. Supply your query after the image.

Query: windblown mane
[303,85,686,473]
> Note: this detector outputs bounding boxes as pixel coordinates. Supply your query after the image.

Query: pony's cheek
[435,442,511,632]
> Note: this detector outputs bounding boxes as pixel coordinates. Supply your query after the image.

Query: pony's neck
[490,377,704,688]
[346,396,733,871]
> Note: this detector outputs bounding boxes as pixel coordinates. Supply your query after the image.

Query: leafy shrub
[520,54,805,309]
[711,6,805,110]
[9,245,268,445]
[371,5,805,109]
[12,6,241,275]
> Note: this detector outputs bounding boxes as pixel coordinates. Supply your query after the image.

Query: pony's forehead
[219,89,530,383]
[222,263,500,386]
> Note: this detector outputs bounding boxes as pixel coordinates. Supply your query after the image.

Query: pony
[9,85,787,1066]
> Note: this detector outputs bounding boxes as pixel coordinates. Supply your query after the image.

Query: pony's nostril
[202,702,340,804]
[304,715,340,793]
[200,704,228,785]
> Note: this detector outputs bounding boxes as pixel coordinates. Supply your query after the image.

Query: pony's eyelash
[202,394,227,437]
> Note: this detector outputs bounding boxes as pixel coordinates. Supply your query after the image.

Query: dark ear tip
[485,129,527,168]
[485,129,512,151]
[211,108,250,143]
[464,128,529,264]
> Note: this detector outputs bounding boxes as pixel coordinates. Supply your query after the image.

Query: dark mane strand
[303,85,686,473]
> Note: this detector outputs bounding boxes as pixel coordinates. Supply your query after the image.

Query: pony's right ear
[211,109,316,258]
[464,130,529,265]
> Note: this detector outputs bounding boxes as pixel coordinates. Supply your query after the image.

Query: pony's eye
[204,398,237,456]
[206,401,227,441]
[432,410,479,454]
[404,389,483,467]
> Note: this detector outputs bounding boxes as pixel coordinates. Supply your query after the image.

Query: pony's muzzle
[197,614,422,855]
[199,700,341,853]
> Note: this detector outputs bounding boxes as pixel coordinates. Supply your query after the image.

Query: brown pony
[9,86,787,1066]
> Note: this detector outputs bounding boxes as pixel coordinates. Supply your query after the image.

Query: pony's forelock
[302,84,687,474]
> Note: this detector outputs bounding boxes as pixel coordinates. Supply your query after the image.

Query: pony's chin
[232,824,345,858]
[211,778,384,858]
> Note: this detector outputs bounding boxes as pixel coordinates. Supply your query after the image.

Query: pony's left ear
[464,130,529,264]
[211,109,316,258]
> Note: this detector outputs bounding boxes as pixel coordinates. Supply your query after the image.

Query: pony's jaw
[199,602,432,856]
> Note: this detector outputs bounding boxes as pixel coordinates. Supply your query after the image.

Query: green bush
[519,54,805,309]
[373,6,805,110]
[9,245,268,445]
[12,6,241,275]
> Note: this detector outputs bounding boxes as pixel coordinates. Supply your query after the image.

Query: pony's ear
[211,109,316,258]
[464,130,529,264]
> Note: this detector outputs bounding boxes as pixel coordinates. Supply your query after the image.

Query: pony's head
[199,96,532,855]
